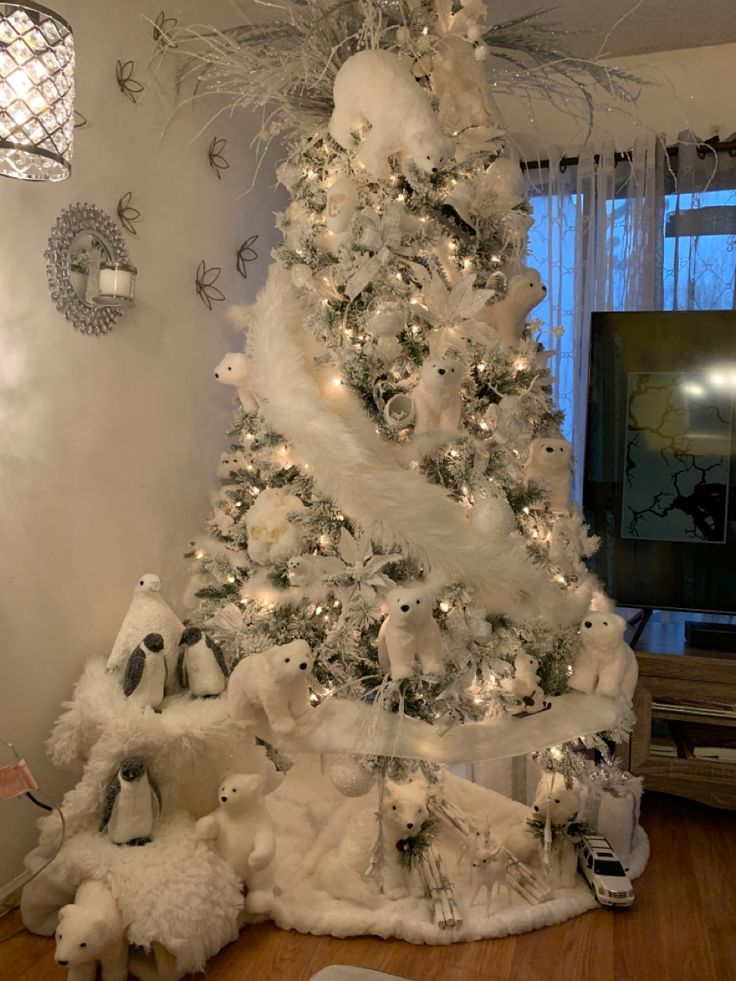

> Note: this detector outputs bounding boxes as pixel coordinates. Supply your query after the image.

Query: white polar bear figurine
[287,553,343,588]
[525,436,573,512]
[244,486,305,565]
[195,773,275,887]
[54,880,127,981]
[571,611,638,701]
[228,639,313,735]
[378,585,444,680]
[504,772,581,889]
[329,50,453,179]
[509,651,550,718]
[315,774,430,904]
[478,268,547,348]
[214,353,257,413]
[413,356,464,434]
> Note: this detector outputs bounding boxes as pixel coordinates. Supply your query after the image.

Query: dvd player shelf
[623,637,736,809]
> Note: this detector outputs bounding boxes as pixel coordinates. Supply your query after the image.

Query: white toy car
[575,835,634,907]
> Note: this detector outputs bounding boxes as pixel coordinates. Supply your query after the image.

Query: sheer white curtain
[525,131,736,498]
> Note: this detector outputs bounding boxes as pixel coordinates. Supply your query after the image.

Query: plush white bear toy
[525,437,573,512]
[195,773,275,886]
[217,449,248,480]
[571,612,638,701]
[509,651,550,718]
[378,585,444,680]
[329,50,453,179]
[478,268,546,347]
[316,774,430,904]
[244,487,305,565]
[504,772,581,889]
[413,356,464,434]
[54,880,127,981]
[214,353,257,413]
[228,639,313,735]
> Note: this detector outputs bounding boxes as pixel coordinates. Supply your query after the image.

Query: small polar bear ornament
[478,268,547,348]
[55,880,127,981]
[244,487,305,565]
[195,773,275,886]
[329,50,453,179]
[287,553,343,588]
[214,353,257,413]
[525,437,573,512]
[377,585,444,680]
[413,356,464,435]
[508,651,550,718]
[228,639,313,736]
[217,449,248,480]
[571,612,638,701]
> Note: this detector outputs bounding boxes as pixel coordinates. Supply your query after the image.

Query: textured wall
[0,0,281,893]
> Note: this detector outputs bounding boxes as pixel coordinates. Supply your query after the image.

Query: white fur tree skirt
[244,760,650,944]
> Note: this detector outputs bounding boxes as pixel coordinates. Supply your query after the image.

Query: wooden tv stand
[621,614,736,810]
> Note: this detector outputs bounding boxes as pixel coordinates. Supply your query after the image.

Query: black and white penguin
[122,633,167,710]
[99,758,161,846]
[177,627,229,698]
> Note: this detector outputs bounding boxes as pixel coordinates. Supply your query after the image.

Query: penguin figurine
[122,633,167,711]
[99,758,161,846]
[177,627,229,698]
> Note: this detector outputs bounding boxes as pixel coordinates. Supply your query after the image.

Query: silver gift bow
[345,202,419,300]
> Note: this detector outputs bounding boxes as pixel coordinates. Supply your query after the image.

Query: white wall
[0,0,282,893]
[497,41,736,156]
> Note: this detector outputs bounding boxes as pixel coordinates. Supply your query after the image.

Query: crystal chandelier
[0,2,74,181]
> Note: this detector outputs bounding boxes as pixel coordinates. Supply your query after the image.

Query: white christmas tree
[21,2,649,975]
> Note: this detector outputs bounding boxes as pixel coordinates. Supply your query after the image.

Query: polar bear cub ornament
[195,773,275,887]
[378,585,444,680]
[228,639,313,735]
[478,268,546,348]
[413,355,464,434]
[571,612,638,701]
[55,880,127,981]
[525,437,573,512]
[214,352,257,413]
[329,50,453,179]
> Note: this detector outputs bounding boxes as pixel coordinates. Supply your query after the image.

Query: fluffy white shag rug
[244,759,649,944]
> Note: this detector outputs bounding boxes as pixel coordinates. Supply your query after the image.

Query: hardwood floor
[3,792,734,981]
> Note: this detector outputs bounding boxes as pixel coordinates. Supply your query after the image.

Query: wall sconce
[46,203,138,335]
[0,2,75,181]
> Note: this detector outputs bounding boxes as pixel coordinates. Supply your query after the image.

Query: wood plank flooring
[2,792,734,981]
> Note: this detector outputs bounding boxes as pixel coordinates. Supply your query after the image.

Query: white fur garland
[249,268,584,624]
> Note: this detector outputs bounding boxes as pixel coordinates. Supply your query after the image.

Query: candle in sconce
[94,262,137,307]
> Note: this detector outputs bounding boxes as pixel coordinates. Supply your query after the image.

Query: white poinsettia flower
[337,527,398,602]
[420,271,494,328]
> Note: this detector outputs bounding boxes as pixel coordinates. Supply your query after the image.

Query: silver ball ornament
[324,753,375,797]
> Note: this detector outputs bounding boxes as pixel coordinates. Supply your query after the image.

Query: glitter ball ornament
[324,753,375,797]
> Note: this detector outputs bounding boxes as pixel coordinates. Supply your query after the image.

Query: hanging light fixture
[0,2,74,181]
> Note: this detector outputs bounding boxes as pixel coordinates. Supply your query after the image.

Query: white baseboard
[0,871,28,915]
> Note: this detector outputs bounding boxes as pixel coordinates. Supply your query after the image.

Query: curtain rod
[520,138,736,172]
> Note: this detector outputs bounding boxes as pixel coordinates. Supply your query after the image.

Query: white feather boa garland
[249,268,587,624]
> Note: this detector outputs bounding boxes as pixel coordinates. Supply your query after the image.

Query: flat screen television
[583,310,736,615]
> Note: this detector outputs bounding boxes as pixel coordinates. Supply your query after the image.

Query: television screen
[583,310,736,614]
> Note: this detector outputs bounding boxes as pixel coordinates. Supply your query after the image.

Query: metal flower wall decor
[208,136,229,180]
[153,10,177,48]
[117,191,141,235]
[195,260,225,311]
[115,60,144,103]
[236,235,259,278]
